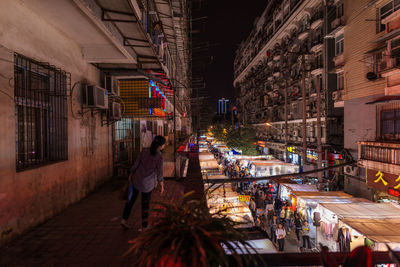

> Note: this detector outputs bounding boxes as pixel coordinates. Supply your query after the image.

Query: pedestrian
[294,212,302,242]
[284,206,293,233]
[270,215,279,243]
[274,197,282,218]
[302,221,312,249]
[121,136,166,230]
[265,200,274,225]
[250,198,257,220]
[276,223,286,251]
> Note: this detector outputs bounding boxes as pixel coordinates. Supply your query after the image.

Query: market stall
[199,158,220,170]
[224,239,278,254]
[249,161,299,177]
[208,201,254,228]
[199,151,215,161]
[314,203,400,252]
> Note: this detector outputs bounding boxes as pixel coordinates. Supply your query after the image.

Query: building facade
[345,0,400,202]
[0,0,191,244]
[233,0,344,183]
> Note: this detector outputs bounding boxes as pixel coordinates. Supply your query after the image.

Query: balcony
[310,43,323,53]
[358,141,400,174]
[380,57,400,75]
[332,90,344,107]
[330,17,345,31]
[333,54,345,67]
[310,12,323,30]
[298,29,310,41]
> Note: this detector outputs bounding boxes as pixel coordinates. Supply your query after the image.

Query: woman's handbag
[119,158,141,201]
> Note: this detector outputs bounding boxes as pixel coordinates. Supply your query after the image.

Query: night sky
[204,1,267,109]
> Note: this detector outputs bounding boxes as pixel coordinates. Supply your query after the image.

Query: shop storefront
[366,169,400,204]
[314,203,400,252]
[279,183,318,211]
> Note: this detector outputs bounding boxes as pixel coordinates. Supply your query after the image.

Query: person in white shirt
[140,125,153,149]
[265,201,274,224]
[275,223,286,251]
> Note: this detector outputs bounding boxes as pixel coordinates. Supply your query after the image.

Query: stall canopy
[199,151,214,161]
[231,149,241,155]
[341,218,400,243]
[319,203,400,219]
[281,183,318,193]
[294,191,353,198]
[199,159,219,170]
[224,239,277,254]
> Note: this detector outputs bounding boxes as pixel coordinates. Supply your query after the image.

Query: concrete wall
[0,0,112,244]
[343,0,386,100]
[343,95,378,200]
[341,0,387,200]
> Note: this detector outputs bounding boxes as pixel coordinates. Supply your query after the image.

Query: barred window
[14,54,69,171]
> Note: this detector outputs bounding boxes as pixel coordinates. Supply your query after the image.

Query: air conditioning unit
[310,137,316,142]
[82,85,109,109]
[344,165,359,176]
[332,91,342,101]
[293,130,299,137]
[110,102,121,120]
[105,76,120,96]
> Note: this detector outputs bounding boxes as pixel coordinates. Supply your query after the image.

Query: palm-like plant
[124,192,262,267]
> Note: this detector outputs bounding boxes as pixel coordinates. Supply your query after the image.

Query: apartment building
[344,0,400,202]
[0,0,191,244]
[233,0,344,179]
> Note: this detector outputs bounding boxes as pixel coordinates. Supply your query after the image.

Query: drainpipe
[301,53,307,169]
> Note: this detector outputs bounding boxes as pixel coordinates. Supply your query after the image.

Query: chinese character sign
[367,169,400,198]
[238,195,251,202]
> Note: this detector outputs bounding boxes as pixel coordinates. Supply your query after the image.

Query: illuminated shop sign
[238,195,251,202]
[148,80,166,117]
[367,169,400,198]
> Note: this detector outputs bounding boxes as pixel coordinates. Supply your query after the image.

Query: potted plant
[124,192,262,267]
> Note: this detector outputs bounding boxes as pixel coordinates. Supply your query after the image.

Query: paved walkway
[0,156,203,266]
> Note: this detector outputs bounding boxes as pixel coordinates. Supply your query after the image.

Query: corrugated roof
[342,218,400,243]
[320,203,400,219]
[282,183,318,193]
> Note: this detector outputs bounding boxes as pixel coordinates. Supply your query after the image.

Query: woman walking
[121,136,166,230]
[276,223,286,252]
[294,212,302,242]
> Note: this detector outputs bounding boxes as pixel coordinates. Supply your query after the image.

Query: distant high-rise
[218,98,229,115]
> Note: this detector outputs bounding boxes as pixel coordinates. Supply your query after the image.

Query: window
[14,54,69,171]
[335,34,344,56]
[300,15,309,33]
[337,2,344,17]
[337,72,344,90]
[381,109,400,137]
[379,0,400,32]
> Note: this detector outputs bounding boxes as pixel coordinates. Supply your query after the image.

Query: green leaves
[124,193,263,267]
[226,125,258,156]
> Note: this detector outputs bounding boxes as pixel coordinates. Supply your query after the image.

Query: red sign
[367,169,400,198]
[389,188,400,198]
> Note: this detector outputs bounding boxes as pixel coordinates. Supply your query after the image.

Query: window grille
[379,0,400,32]
[14,53,70,171]
[377,101,400,141]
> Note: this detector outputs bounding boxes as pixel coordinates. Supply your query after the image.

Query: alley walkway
[0,156,203,267]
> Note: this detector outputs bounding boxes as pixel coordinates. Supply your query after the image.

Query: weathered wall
[0,0,112,244]
[343,95,377,200]
[343,0,386,100]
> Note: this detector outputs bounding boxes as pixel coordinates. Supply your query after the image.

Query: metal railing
[360,143,400,165]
